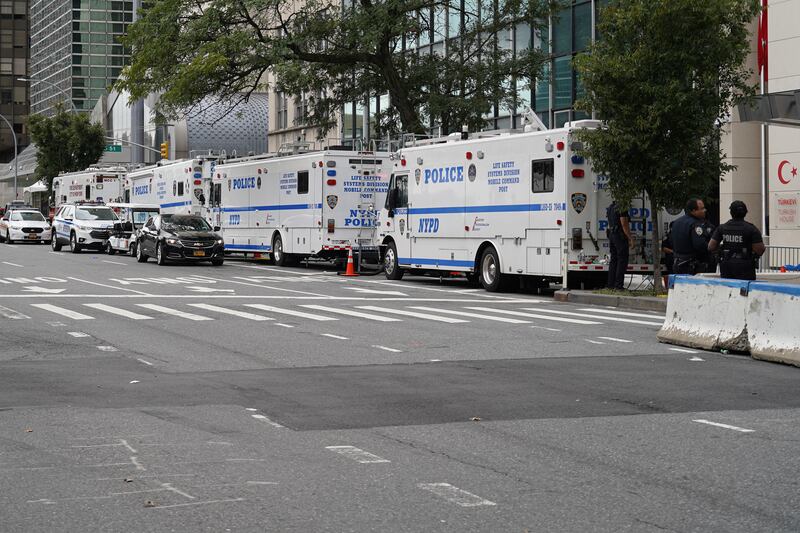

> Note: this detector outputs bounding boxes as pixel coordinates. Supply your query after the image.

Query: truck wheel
[136,242,148,263]
[69,232,82,254]
[384,242,404,280]
[479,247,504,292]
[52,235,62,251]
[272,234,287,266]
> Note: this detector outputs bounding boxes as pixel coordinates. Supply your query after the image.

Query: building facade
[0,0,29,163]
[29,0,133,115]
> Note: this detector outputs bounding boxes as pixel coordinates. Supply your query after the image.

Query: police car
[0,209,53,244]
[51,201,119,253]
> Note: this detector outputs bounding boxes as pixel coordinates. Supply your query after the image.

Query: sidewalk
[554,289,667,313]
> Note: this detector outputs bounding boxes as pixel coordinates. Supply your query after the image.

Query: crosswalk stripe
[83,303,153,320]
[0,305,29,319]
[300,305,402,322]
[356,306,469,323]
[520,307,663,326]
[245,304,338,321]
[465,307,602,325]
[577,308,666,319]
[136,304,213,321]
[597,336,633,343]
[187,303,274,321]
[31,304,94,320]
[409,306,530,324]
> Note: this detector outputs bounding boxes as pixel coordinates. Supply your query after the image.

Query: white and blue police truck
[52,167,125,207]
[211,148,391,264]
[123,157,218,219]
[379,120,674,291]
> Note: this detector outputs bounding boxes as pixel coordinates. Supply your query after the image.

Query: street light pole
[0,112,18,199]
[17,77,77,113]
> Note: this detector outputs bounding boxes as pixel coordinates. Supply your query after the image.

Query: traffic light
[160,142,169,159]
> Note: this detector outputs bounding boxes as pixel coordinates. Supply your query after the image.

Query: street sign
[104,145,123,153]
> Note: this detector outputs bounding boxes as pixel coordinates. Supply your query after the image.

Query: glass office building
[30,0,132,115]
[0,0,29,162]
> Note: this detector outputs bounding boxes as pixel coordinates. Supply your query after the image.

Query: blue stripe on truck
[221,203,323,213]
[399,257,473,268]
[405,203,566,215]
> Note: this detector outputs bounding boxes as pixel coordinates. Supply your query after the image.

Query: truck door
[388,173,411,261]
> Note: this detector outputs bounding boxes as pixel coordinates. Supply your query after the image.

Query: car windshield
[132,210,159,227]
[11,212,46,222]
[162,216,211,231]
[75,207,118,221]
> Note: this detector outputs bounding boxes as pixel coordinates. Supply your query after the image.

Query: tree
[28,104,107,189]
[115,0,554,138]
[573,0,760,291]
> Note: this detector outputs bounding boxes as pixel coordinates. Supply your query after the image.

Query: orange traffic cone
[343,247,359,277]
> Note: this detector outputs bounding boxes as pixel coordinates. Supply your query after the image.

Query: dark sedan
[136,214,224,266]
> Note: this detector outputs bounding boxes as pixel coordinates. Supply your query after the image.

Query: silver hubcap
[482,254,497,285]
[385,248,395,274]
[274,240,282,261]
[157,245,161,262]
[70,235,76,250]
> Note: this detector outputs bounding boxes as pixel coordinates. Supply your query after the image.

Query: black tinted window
[532,159,555,193]
[298,171,309,195]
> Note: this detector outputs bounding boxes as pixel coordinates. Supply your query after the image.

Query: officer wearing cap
[671,198,709,275]
[708,201,765,280]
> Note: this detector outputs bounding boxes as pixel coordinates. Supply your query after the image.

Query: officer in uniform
[696,217,717,273]
[606,200,633,290]
[708,200,765,280]
[671,198,709,275]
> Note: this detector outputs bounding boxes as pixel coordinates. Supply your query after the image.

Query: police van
[52,167,125,207]
[123,157,218,219]
[211,147,391,264]
[379,120,673,291]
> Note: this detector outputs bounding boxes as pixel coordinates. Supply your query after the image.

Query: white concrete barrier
[747,282,800,367]
[657,276,751,351]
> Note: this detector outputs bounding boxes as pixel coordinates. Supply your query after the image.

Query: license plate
[26,235,39,240]
[193,250,205,257]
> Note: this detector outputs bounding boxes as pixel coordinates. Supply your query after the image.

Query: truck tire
[272,234,287,266]
[69,232,82,254]
[384,241,404,280]
[479,246,504,292]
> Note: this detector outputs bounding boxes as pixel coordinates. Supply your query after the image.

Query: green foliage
[28,104,107,189]
[116,0,554,137]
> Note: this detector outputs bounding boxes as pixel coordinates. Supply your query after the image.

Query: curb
[554,290,667,313]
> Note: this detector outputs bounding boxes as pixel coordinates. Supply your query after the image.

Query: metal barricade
[757,246,800,272]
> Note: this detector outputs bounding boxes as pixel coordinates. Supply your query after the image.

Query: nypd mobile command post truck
[124,157,217,218]
[52,167,125,207]
[379,120,671,291]
[212,148,391,264]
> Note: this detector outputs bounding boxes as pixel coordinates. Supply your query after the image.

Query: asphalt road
[1,242,799,532]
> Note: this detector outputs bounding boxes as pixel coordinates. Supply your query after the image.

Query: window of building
[553,55,572,109]
[276,91,288,129]
[574,2,591,51]
[293,93,307,126]
[552,7,571,55]
[531,159,554,193]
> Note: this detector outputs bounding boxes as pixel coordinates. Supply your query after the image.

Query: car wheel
[69,232,81,254]
[156,242,167,265]
[129,242,136,257]
[479,246,503,292]
[384,241,404,280]
[272,234,287,266]
[136,241,148,262]
[106,242,116,255]
[52,234,62,251]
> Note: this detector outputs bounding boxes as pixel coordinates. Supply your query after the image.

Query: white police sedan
[0,209,53,244]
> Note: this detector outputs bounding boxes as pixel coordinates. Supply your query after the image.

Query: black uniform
[695,219,717,273]
[661,230,674,275]
[671,213,708,275]
[606,202,631,290]
[711,219,763,280]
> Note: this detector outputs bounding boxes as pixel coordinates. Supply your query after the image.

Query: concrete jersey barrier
[657,276,751,351]
[747,282,800,367]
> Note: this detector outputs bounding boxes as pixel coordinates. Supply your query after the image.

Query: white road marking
[275,323,294,328]
[322,333,349,340]
[300,305,402,322]
[531,326,561,332]
[131,456,146,471]
[356,306,469,323]
[46,321,66,327]
[669,347,699,354]
[578,308,666,319]
[345,287,408,296]
[97,346,118,352]
[598,337,633,343]
[325,446,390,464]
[0,305,29,319]
[186,286,235,293]
[520,307,663,326]
[693,419,754,433]
[192,274,330,297]
[409,306,530,324]
[187,303,274,321]
[102,260,126,266]
[83,303,153,320]
[136,304,213,321]
[67,332,90,338]
[137,358,154,366]
[251,414,284,428]
[22,286,65,294]
[417,483,497,507]
[66,277,151,295]
[1,261,23,267]
[585,339,605,345]
[161,482,195,499]
[689,356,705,362]
[466,307,602,325]
[373,345,402,353]
[147,498,245,510]
[31,304,94,320]
[245,304,337,321]
[430,359,442,362]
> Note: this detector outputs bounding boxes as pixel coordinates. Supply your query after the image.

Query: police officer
[606,200,633,290]
[695,217,717,273]
[671,198,709,275]
[708,200,765,280]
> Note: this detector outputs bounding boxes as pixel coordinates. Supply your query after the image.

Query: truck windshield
[75,207,118,221]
